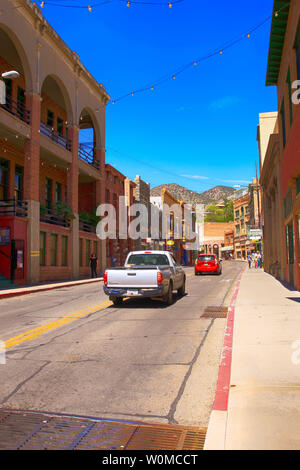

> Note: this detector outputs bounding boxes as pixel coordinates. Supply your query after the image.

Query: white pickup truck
[103,250,186,306]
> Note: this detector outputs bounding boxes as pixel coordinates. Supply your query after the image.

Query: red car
[195,254,222,275]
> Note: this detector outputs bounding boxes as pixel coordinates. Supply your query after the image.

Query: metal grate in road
[201,306,228,318]
[0,410,206,450]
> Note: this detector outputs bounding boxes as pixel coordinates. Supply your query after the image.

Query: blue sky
[42,0,277,193]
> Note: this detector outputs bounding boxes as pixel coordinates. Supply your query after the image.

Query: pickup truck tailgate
[107,268,158,288]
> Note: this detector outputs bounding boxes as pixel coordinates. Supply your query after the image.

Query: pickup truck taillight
[103,272,108,285]
[157,272,164,285]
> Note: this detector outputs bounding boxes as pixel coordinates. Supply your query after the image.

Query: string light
[39,0,184,9]
[109,3,291,105]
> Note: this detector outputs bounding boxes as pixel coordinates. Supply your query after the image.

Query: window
[4,78,12,108]
[297,174,300,195]
[286,68,293,125]
[86,239,91,266]
[93,241,98,257]
[79,238,83,267]
[0,158,9,200]
[57,117,63,137]
[45,178,52,209]
[55,182,62,203]
[17,86,25,118]
[61,235,68,266]
[286,222,294,265]
[280,99,286,148]
[235,210,240,218]
[47,110,54,128]
[284,188,293,219]
[127,253,170,266]
[105,189,110,202]
[50,234,58,266]
[40,232,46,266]
[15,165,23,201]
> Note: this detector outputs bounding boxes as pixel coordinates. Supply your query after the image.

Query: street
[0,261,243,427]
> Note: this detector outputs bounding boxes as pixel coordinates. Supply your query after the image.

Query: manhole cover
[201,306,228,318]
[0,410,206,450]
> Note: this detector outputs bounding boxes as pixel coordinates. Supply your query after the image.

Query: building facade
[133,175,151,250]
[201,222,234,259]
[0,0,109,285]
[104,165,136,267]
[263,0,300,290]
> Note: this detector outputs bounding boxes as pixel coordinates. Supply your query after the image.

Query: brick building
[201,222,234,259]
[133,175,151,250]
[261,0,300,290]
[0,0,110,286]
[105,164,136,267]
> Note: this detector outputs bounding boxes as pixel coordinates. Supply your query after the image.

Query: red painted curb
[0,278,103,300]
[212,267,246,411]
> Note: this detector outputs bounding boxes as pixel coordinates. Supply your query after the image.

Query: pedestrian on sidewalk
[257,252,262,268]
[247,253,252,269]
[90,253,98,278]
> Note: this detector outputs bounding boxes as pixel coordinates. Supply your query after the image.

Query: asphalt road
[0,261,244,427]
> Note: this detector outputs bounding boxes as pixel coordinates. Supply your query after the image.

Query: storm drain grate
[0,410,207,450]
[201,306,228,318]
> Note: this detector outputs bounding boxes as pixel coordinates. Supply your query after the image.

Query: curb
[0,278,103,300]
[204,266,246,450]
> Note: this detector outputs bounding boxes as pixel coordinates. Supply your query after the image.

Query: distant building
[133,175,151,250]
[105,165,136,267]
[221,228,234,259]
[201,222,234,259]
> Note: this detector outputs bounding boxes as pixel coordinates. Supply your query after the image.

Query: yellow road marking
[5,299,112,350]
[5,272,195,351]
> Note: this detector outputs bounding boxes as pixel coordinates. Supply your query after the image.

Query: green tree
[223,198,234,222]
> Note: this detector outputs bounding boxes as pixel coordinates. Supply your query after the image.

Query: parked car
[194,254,222,275]
[103,251,186,306]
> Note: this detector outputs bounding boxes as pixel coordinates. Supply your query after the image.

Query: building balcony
[0,199,28,218]
[78,144,100,170]
[79,218,96,233]
[40,205,71,228]
[0,96,30,125]
[40,122,72,152]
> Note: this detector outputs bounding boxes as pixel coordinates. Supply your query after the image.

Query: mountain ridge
[150,183,236,206]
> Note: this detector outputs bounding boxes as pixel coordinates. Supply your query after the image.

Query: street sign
[166,240,174,246]
[0,80,5,105]
[249,229,262,240]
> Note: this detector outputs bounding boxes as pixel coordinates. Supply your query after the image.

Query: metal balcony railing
[78,143,100,170]
[0,199,28,217]
[40,206,70,227]
[79,218,96,233]
[40,122,72,151]
[0,96,30,124]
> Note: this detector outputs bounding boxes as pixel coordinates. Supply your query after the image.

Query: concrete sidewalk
[0,276,103,299]
[205,267,300,450]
